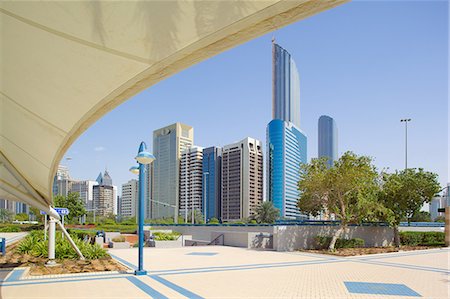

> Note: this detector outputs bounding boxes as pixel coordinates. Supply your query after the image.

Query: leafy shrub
[112,236,125,242]
[152,231,180,241]
[314,236,365,249]
[0,226,21,232]
[16,231,108,259]
[67,229,97,241]
[400,231,444,246]
[208,217,219,224]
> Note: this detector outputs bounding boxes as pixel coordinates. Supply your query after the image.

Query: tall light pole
[203,171,209,223]
[129,142,155,276]
[400,118,411,169]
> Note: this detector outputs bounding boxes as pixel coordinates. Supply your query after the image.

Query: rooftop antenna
[272,36,275,44]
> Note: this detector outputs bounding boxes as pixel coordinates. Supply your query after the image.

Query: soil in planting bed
[301,245,445,257]
[0,243,128,276]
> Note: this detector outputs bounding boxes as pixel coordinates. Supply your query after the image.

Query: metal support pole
[56,220,85,260]
[44,214,47,241]
[401,118,411,170]
[136,162,147,275]
[62,215,65,240]
[46,217,56,266]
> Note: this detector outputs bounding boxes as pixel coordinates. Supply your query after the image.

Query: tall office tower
[318,115,338,167]
[221,137,263,221]
[273,42,300,128]
[120,179,139,218]
[179,146,204,222]
[267,41,307,219]
[70,180,98,210]
[53,164,72,196]
[203,146,222,220]
[152,123,194,221]
[144,164,153,219]
[93,170,116,216]
[267,120,307,219]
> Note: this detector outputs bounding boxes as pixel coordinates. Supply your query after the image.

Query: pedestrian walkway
[0,232,28,246]
[1,246,448,298]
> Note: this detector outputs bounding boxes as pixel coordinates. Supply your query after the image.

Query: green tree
[187,209,204,224]
[0,208,13,223]
[53,192,86,223]
[298,152,389,251]
[254,201,279,224]
[434,215,445,223]
[379,168,440,247]
[409,211,432,222]
[29,207,42,223]
[15,213,29,221]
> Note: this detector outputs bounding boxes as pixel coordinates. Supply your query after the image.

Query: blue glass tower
[267,120,307,219]
[267,41,307,219]
[318,115,338,167]
[202,146,222,220]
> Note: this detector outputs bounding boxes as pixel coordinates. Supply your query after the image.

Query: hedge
[314,236,365,249]
[399,231,444,246]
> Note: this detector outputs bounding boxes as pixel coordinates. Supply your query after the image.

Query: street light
[129,141,155,276]
[400,118,411,169]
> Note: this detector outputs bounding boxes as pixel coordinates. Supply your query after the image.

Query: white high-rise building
[120,179,139,218]
[222,137,263,221]
[93,170,117,216]
[179,146,204,222]
[70,180,98,210]
[152,123,194,221]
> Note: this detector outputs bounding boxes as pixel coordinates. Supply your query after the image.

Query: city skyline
[60,1,447,191]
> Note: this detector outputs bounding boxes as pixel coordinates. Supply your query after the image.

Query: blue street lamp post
[129,142,155,276]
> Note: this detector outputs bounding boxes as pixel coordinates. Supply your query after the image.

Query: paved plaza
[0,246,448,298]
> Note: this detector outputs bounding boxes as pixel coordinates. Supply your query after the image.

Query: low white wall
[274,226,394,251]
[148,225,393,252]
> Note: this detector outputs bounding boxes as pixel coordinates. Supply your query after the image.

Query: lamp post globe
[135,142,155,165]
[129,166,139,175]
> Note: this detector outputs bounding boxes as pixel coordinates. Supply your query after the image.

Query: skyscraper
[267,41,307,219]
[318,115,338,167]
[120,179,139,218]
[222,137,263,221]
[273,42,300,128]
[70,180,98,210]
[152,123,194,221]
[179,145,204,222]
[93,170,117,216]
[203,146,222,220]
[267,120,307,219]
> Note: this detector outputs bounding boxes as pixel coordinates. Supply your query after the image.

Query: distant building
[179,146,204,222]
[93,170,117,216]
[70,180,98,210]
[318,115,338,167]
[203,146,222,221]
[121,179,139,218]
[267,120,307,219]
[221,137,263,221]
[152,123,194,221]
[267,42,307,220]
[430,184,449,220]
[144,164,153,219]
[53,165,72,195]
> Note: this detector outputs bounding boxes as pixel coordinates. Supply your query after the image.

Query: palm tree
[254,201,279,224]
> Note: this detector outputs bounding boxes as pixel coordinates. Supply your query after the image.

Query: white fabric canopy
[0,0,346,217]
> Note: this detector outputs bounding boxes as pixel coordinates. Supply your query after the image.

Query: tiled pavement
[0,246,448,298]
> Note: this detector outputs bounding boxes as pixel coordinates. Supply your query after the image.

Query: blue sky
[64,0,449,191]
